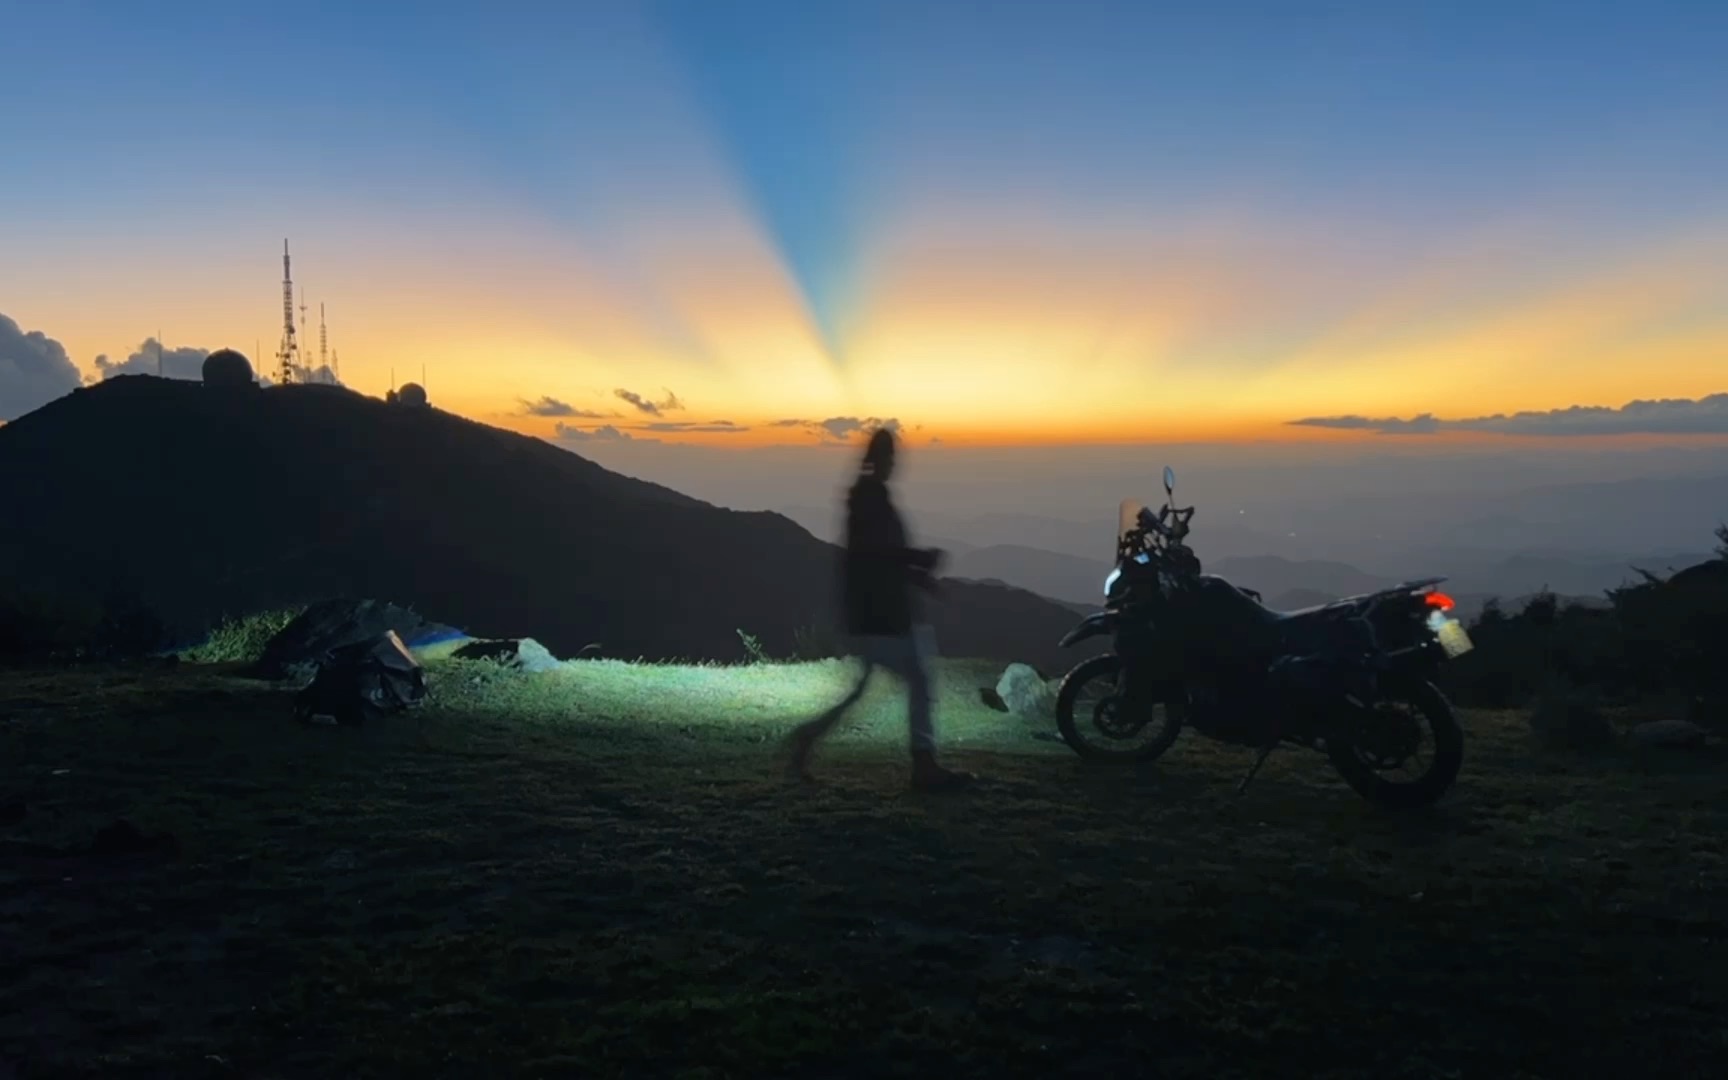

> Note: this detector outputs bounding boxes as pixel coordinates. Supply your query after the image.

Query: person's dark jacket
[841,475,939,636]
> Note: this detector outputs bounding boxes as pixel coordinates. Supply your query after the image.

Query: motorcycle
[1051,466,1475,809]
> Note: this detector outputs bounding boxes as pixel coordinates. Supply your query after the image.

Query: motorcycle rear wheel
[1326,676,1462,810]
[1054,653,1185,763]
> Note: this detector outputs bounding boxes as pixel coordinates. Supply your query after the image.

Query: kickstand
[1237,742,1278,795]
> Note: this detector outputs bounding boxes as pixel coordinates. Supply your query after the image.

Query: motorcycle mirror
[1162,465,1176,499]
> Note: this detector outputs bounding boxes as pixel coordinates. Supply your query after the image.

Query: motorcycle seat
[1198,575,1341,623]
[1262,600,1341,622]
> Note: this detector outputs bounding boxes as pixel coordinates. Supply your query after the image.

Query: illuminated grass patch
[423,655,1041,751]
[176,606,305,664]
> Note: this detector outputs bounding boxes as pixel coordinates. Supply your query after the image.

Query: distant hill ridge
[899,541,1716,620]
[0,376,1084,668]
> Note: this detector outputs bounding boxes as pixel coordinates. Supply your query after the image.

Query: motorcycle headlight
[1103,567,1122,597]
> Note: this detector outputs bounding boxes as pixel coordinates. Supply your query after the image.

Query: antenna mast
[319,303,329,384]
[275,239,300,385]
[298,292,309,378]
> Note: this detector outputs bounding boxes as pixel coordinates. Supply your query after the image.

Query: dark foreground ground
[1,657,1725,1079]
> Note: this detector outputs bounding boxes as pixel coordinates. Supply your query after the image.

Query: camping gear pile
[252,597,462,680]
[252,599,453,726]
[252,598,578,726]
[292,629,428,726]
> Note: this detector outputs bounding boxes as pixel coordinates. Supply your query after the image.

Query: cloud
[819,416,901,442]
[553,418,749,440]
[0,312,82,421]
[1286,413,1443,436]
[1457,395,1728,436]
[614,389,658,415]
[552,422,659,444]
[636,420,751,433]
[817,417,868,440]
[92,337,213,382]
[614,387,686,416]
[551,413,902,444]
[767,416,904,443]
[1288,393,1728,436]
[519,395,613,418]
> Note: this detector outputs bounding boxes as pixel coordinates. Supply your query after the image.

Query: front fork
[1113,652,1165,714]
[1111,614,1170,711]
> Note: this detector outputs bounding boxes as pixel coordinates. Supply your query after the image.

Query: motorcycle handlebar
[1137,504,1197,538]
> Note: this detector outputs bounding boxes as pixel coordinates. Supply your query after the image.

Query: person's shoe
[910,751,977,793]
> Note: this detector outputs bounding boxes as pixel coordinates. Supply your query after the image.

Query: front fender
[1059,611,1117,648]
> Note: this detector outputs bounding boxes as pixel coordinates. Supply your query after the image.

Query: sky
[3,0,1727,463]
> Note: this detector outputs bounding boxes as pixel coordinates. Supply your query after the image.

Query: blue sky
[11,0,1724,255]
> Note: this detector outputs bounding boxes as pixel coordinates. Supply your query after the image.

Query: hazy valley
[777,499,1719,617]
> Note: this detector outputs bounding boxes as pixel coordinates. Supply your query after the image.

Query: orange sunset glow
[9,212,1725,450]
[2,3,1724,452]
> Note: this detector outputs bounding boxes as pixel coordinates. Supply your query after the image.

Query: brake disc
[1093,698,1150,740]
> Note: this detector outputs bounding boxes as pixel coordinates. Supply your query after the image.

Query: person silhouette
[785,427,977,792]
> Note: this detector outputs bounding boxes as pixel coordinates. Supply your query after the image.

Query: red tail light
[1423,591,1455,612]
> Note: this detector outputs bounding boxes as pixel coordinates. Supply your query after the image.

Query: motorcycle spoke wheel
[1055,655,1184,763]
[1326,678,1463,810]
[1346,700,1432,780]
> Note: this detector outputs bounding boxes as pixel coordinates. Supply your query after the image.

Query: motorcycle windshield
[1117,499,1145,550]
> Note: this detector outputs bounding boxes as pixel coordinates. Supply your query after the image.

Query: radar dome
[202,349,254,388]
[397,382,428,408]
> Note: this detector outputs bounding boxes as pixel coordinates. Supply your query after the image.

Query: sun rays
[4,4,1726,448]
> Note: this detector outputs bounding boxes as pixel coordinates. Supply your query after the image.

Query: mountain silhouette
[776,503,980,557]
[948,544,1109,606]
[0,376,1085,667]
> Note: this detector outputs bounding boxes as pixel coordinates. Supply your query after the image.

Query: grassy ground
[2,655,1725,1079]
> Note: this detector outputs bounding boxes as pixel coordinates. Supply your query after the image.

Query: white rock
[996,663,1051,719]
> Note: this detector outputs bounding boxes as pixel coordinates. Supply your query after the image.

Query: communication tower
[275,240,300,384]
[319,303,329,384]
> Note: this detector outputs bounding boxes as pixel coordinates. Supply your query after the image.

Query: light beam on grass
[426,655,1031,752]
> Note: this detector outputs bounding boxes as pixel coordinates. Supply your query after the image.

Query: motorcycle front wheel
[1326,676,1463,810]
[1054,653,1185,763]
